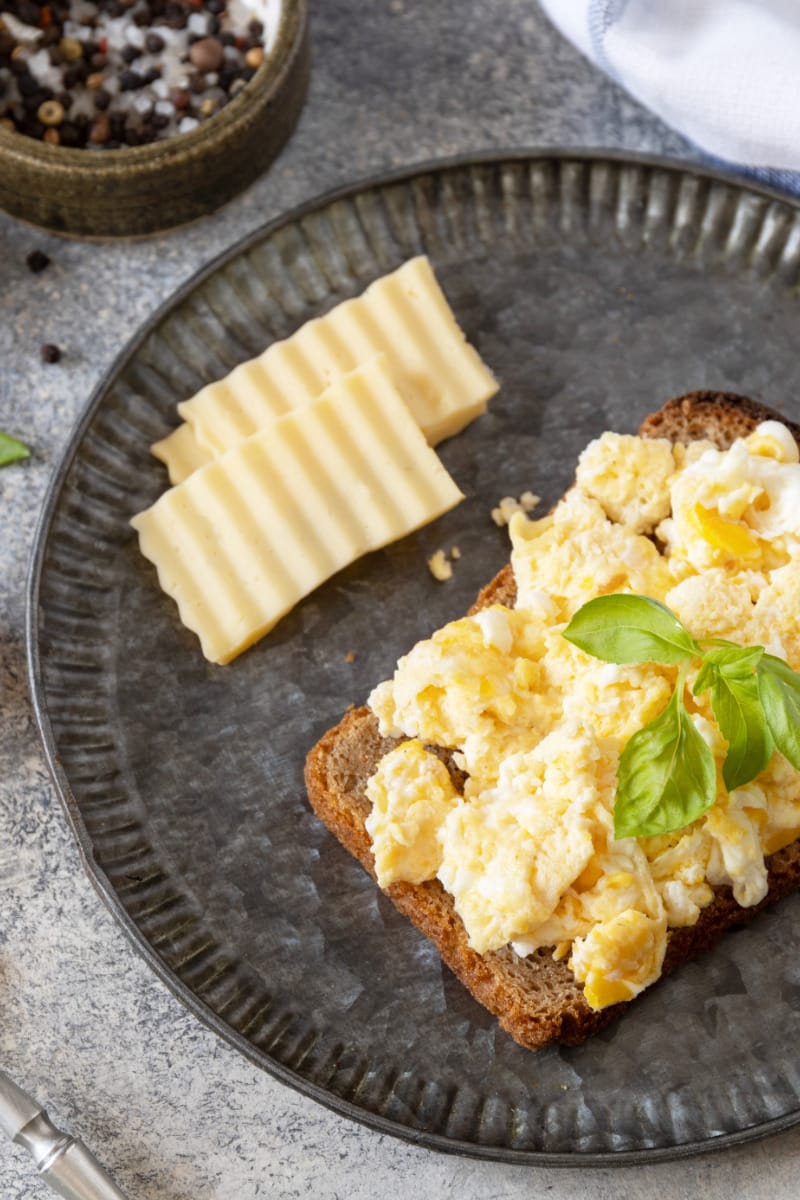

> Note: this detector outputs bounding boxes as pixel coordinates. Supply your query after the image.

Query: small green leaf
[693,643,772,791]
[758,655,800,771]
[710,671,773,791]
[699,642,765,678]
[563,594,701,665]
[0,431,30,468]
[614,682,717,838]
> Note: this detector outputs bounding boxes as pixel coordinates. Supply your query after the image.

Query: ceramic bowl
[0,0,309,238]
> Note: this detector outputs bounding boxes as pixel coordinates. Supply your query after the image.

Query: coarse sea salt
[188,12,211,35]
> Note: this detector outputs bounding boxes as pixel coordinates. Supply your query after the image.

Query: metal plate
[27,152,800,1164]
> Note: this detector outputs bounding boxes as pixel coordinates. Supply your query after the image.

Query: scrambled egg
[365,739,458,885]
[366,420,800,1010]
[659,421,800,571]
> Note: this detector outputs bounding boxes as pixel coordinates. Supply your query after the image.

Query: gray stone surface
[0,2,797,1197]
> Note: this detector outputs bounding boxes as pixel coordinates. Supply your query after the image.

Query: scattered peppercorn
[59,37,84,63]
[26,249,51,273]
[40,343,62,363]
[37,99,64,126]
[89,113,110,144]
[189,36,225,72]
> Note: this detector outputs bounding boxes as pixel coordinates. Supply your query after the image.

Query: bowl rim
[0,0,306,172]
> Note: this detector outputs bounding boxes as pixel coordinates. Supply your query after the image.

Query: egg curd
[364,420,800,1011]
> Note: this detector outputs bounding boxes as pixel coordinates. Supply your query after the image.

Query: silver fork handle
[1,1070,127,1200]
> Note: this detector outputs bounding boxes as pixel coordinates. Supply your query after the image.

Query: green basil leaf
[0,431,30,468]
[700,642,764,678]
[757,654,800,771]
[692,658,717,696]
[707,670,774,791]
[614,685,716,838]
[563,594,701,665]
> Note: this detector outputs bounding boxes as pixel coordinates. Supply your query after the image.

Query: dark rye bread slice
[304,391,800,1050]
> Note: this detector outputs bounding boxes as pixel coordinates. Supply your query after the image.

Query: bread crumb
[427,549,453,582]
[344,651,356,663]
[491,491,541,526]
[450,545,461,560]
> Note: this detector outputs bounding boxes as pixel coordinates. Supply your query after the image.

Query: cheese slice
[162,256,496,472]
[151,421,213,485]
[131,356,464,664]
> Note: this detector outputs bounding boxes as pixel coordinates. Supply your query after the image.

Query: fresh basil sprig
[0,431,30,468]
[563,594,800,839]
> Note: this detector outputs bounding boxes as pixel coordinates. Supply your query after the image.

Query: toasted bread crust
[304,391,800,1050]
[639,389,800,447]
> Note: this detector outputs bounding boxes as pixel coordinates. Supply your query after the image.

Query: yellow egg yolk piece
[686,503,762,560]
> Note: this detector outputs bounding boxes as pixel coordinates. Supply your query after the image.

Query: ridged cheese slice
[155,256,496,476]
[131,356,464,664]
[151,421,212,485]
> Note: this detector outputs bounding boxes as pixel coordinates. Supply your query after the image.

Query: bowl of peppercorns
[0,0,309,236]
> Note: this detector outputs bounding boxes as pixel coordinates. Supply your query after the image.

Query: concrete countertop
[2,2,798,1196]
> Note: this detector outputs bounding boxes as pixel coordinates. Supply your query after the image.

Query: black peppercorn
[26,249,51,274]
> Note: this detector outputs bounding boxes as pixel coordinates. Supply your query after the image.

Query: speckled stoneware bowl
[0,0,309,238]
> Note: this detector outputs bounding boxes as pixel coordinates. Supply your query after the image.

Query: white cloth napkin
[539,0,800,192]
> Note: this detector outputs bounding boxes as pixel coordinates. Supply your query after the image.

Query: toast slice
[304,391,800,1050]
